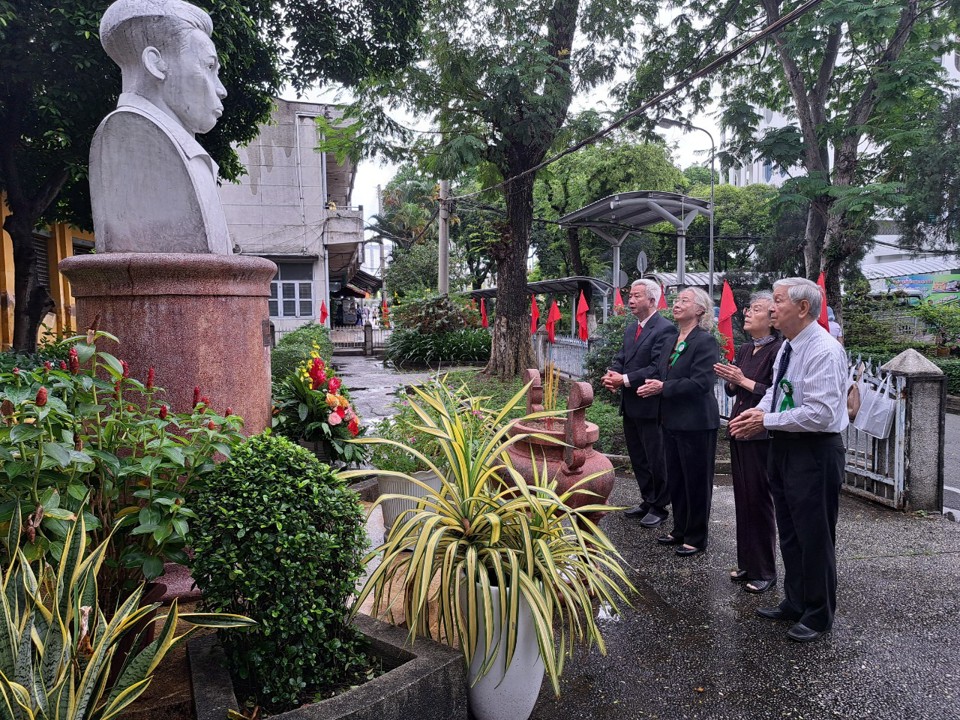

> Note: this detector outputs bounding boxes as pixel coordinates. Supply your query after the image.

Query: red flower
[12,367,19,376]
[159,405,168,420]
[348,418,360,436]
[146,367,155,391]
[225,407,233,417]
[44,361,52,372]
[308,357,328,391]
[35,387,47,407]
[59,361,67,371]
[193,386,201,407]
[69,348,80,374]
[207,420,216,430]
[120,360,129,378]
[328,377,342,394]
[335,406,346,419]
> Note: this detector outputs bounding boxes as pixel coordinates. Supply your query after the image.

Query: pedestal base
[59,253,277,434]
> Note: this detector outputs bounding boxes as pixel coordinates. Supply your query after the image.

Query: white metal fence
[532,331,590,378]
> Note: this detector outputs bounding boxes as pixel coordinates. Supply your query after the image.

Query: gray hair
[631,278,661,306]
[681,286,714,331]
[749,291,777,335]
[773,277,822,319]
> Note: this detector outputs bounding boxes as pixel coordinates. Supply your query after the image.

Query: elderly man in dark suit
[602,279,678,527]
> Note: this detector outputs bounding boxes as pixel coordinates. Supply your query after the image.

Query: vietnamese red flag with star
[576,290,589,341]
[480,298,489,328]
[718,281,737,362]
[658,284,668,310]
[320,301,329,324]
[816,272,830,331]
[613,287,625,314]
[530,296,540,335]
[546,300,562,343]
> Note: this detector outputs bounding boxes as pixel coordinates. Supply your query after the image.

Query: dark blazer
[610,312,678,420]
[659,326,720,432]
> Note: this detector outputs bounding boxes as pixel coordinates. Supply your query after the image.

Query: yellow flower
[326,393,339,408]
[338,395,350,408]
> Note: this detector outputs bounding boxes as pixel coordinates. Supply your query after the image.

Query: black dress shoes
[675,545,704,557]
[639,510,668,528]
[656,534,682,546]
[755,606,801,622]
[786,622,824,643]
[623,503,651,518]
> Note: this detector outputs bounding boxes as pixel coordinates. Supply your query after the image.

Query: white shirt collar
[116,93,217,169]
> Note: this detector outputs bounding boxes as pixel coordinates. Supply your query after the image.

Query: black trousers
[663,428,717,549]
[768,433,845,632]
[730,439,776,582]
[623,416,670,512]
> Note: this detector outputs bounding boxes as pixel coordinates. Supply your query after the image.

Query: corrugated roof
[461,276,614,300]
[861,255,960,280]
[558,191,711,235]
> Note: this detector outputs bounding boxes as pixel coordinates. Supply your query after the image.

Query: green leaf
[142,556,164,579]
[41,442,71,468]
[10,424,43,443]
[98,352,125,378]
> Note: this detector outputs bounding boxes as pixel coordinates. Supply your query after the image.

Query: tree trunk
[485,176,536,379]
[6,212,54,352]
[803,195,831,278]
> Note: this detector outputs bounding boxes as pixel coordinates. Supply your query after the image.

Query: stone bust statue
[89,0,232,254]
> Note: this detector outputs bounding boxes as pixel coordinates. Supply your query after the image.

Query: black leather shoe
[675,545,704,557]
[730,569,748,582]
[744,579,776,594]
[656,534,681,546]
[623,504,650,518]
[756,606,801,622]
[639,510,668,528]
[786,622,824,643]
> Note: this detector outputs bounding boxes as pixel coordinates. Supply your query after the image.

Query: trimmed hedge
[847,343,960,395]
[385,327,490,368]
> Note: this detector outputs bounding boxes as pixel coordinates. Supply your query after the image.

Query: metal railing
[532,331,589,378]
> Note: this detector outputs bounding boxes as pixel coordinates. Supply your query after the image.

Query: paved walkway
[341,354,960,720]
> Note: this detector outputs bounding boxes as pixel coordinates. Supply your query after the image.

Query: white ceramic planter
[466,583,545,720]
[377,470,442,536]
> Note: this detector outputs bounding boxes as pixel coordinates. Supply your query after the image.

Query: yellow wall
[0,194,88,349]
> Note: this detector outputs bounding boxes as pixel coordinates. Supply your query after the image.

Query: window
[270,262,314,318]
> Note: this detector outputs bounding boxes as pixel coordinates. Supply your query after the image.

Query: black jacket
[610,312,679,420]
[659,326,720,432]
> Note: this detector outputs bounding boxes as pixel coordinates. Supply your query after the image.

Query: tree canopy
[624,0,958,318]
[320,0,647,377]
[0,0,421,350]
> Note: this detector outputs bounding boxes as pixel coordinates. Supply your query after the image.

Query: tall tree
[320,0,644,378]
[0,0,421,350]
[625,0,956,318]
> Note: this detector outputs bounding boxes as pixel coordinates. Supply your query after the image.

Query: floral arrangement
[272,345,369,466]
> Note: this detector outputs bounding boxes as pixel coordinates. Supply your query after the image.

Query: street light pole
[658,119,716,299]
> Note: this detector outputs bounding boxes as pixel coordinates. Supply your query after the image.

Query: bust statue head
[100,0,226,136]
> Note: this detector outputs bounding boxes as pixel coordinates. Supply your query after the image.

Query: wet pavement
[337,352,960,720]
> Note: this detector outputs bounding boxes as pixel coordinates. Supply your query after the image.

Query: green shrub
[271,323,333,380]
[586,400,627,455]
[934,358,960,395]
[385,327,490,368]
[392,293,480,332]
[583,313,630,404]
[191,434,369,711]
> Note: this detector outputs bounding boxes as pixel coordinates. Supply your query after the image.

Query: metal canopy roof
[558,191,711,239]
[861,255,960,280]
[461,276,614,300]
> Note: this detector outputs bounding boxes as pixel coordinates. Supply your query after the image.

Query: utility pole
[377,184,386,302]
[438,179,450,294]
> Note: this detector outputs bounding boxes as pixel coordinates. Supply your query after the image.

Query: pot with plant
[341,380,636,720]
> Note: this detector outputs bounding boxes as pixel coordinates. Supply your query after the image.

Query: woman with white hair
[714,291,782,592]
[637,287,720,556]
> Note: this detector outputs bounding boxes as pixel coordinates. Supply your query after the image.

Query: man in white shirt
[729,277,848,643]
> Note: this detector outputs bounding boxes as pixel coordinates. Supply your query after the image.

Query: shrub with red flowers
[272,350,368,466]
[0,330,244,608]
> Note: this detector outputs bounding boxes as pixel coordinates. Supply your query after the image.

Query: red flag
[530,296,540,335]
[546,300,562,343]
[576,290,589,341]
[480,298,489,328]
[381,298,389,328]
[613,287,625,314]
[320,301,329,324]
[718,281,737,362]
[816,272,830,331]
[658,284,668,310]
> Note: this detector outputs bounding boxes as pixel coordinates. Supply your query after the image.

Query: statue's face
[160,29,226,135]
